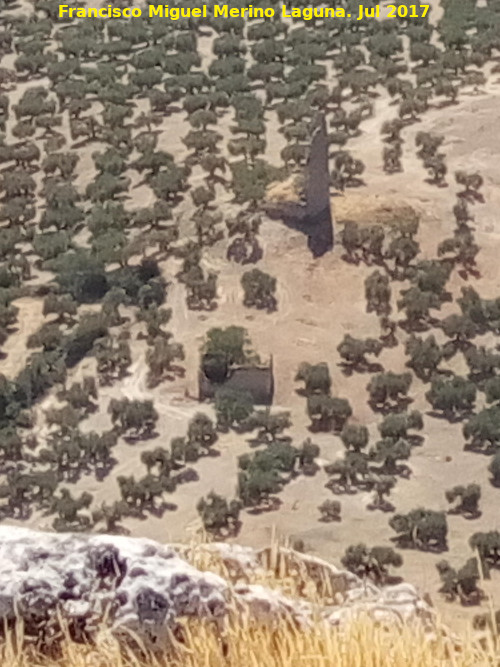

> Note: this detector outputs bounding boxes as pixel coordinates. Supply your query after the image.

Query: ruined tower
[265,113,334,257]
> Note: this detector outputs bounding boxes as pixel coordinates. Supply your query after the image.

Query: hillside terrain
[1,0,500,640]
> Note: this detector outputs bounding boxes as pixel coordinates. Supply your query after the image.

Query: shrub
[341,544,402,585]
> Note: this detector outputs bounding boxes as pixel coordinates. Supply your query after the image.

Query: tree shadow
[132,500,178,520]
[246,437,266,448]
[324,481,358,495]
[390,536,448,553]
[187,301,218,312]
[431,368,455,379]
[458,268,482,281]
[161,365,187,382]
[5,324,20,335]
[149,501,178,517]
[308,422,334,434]
[424,178,449,188]
[71,138,96,150]
[345,178,366,188]
[318,515,342,523]
[94,460,118,482]
[123,431,159,444]
[426,409,474,424]
[463,442,493,455]
[246,497,282,515]
[338,362,384,376]
[397,319,433,334]
[367,501,395,513]
[433,99,460,110]
[173,467,199,484]
[369,397,413,415]
[202,448,221,459]
[380,333,399,349]
[340,252,362,266]
[301,462,320,476]
[408,434,425,447]
[371,463,412,479]
[457,191,485,205]
[447,508,482,520]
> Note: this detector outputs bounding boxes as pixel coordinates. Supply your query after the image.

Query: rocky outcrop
[0,527,436,653]
[0,527,228,651]
[192,543,436,630]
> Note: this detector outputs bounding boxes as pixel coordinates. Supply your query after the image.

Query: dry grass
[332,193,422,230]
[266,175,302,203]
[170,618,497,667]
[0,615,497,667]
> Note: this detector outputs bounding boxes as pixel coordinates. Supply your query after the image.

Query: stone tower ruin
[265,114,334,257]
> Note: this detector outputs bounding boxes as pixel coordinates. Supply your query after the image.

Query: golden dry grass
[1,615,498,667]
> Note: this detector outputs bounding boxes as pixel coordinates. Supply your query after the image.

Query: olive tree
[367,372,412,412]
[295,362,331,396]
[425,376,476,420]
[389,508,448,552]
[341,544,402,585]
[445,484,481,518]
[197,492,241,537]
[241,268,277,312]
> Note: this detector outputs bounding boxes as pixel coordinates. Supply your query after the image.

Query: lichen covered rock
[0,527,228,650]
